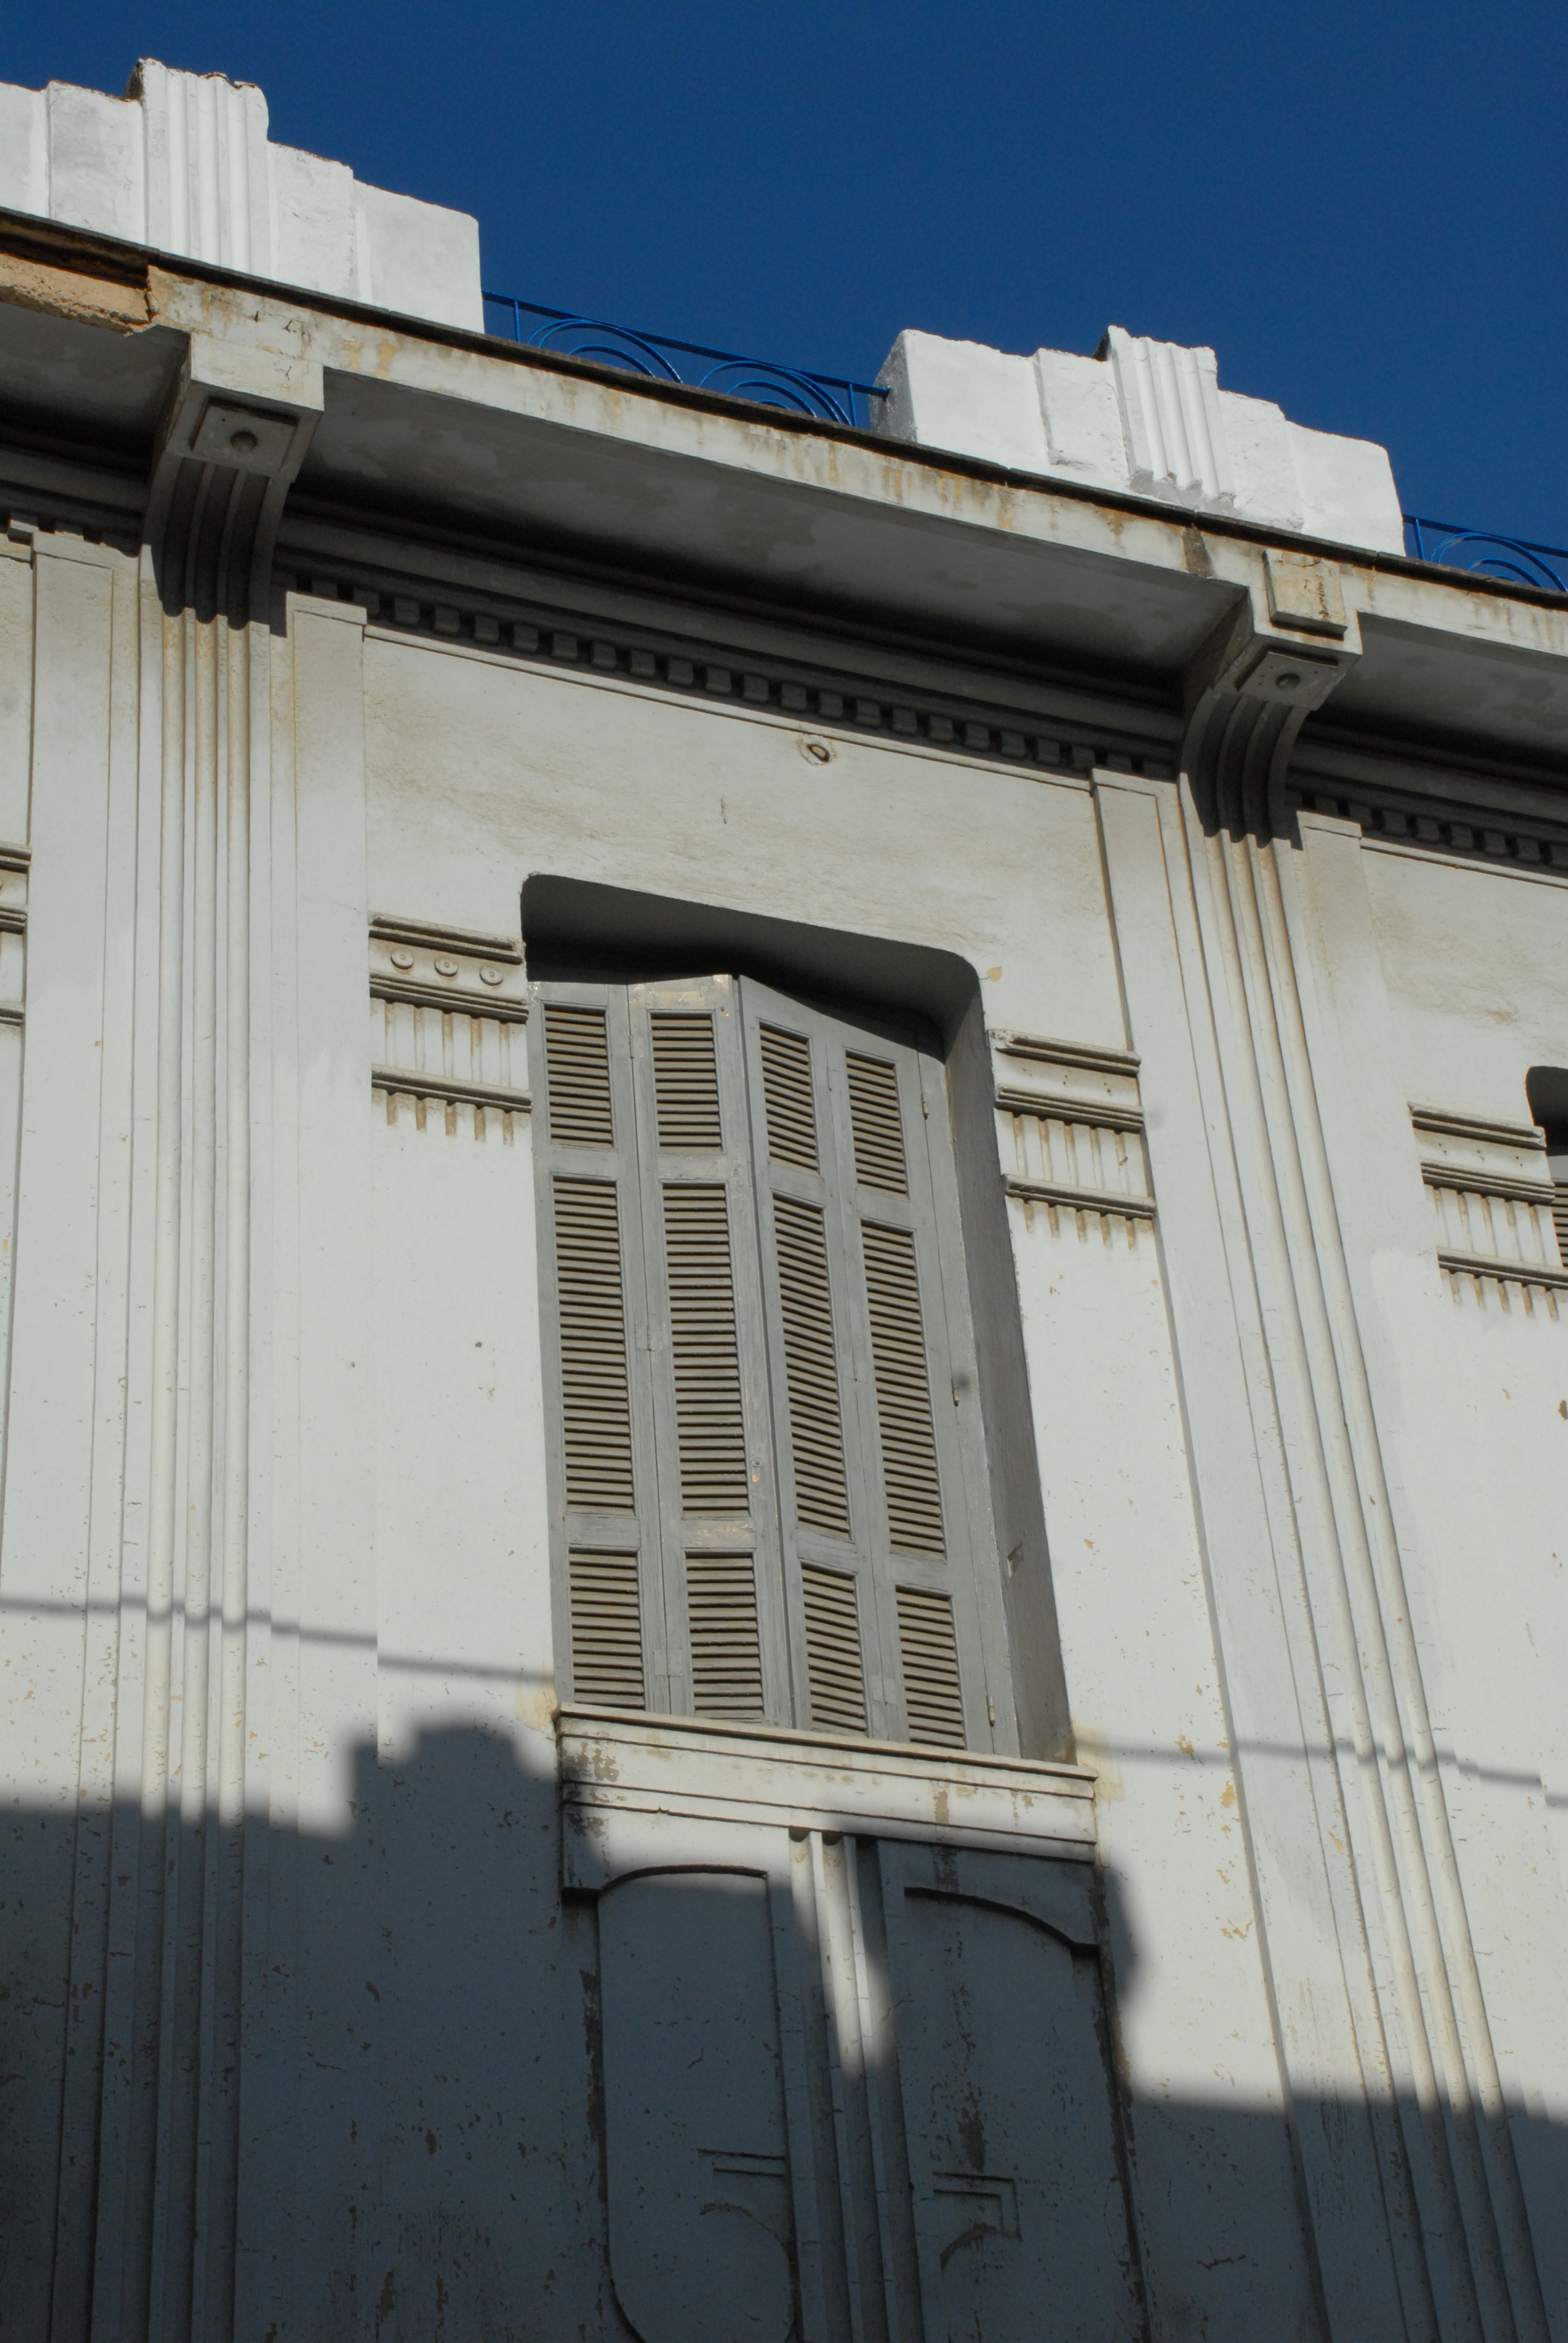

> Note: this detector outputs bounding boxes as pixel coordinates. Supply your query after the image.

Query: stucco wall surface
[1362,842,1568,2146]
[1,254,1567,2335]
[357,632,1327,2333]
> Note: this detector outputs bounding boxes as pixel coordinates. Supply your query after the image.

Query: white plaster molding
[1436,1248,1567,1297]
[1410,1105,1547,1159]
[371,1066,531,1119]
[1413,1106,1566,1299]
[1003,1175,1155,1222]
[1033,345,1126,491]
[1103,326,1233,508]
[558,1706,1097,1879]
[0,61,482,330]
[134,58,269,273]
[1422,1164,1557,1207]
[990,1028,1153,1224]
[990,1029,1144,1129]
[370,915,530,1136]
[990,1032,1139,1075]
[878,325,1405,551]
[993,1086,1142,1132]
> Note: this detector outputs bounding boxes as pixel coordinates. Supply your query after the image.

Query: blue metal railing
[482,292,889,430]
[1404,514,1568,592]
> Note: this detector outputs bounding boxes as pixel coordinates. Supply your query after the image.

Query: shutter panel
[554,1176,636,1513]
[743,984,875,1737]
[687,1554,765,1720]
[533,988,668,1709]
[802,1564,868,1734]
[895,1584,965,1748]
[569,1552,645,1707]
[846,1052,909,1194]
[1552,1182,1568,1268]
[661,1182,750,1515]
[628,978,791,1724]
[742,980,996,1748]
[860,1222,945,1556]
[828,1026,982,1748]
[545,1001,616,1144]
[650,1013,724,1150]
[759,1024,819,1169]
[771,1196,852,1538]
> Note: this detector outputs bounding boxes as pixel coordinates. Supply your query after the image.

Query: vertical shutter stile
[630,978,788,1724]
[532,986,666,1709]
[741,981,883,1737]
[825,1003,994,1749]
[770,1196,852,1538]
[859,1222,946,1557]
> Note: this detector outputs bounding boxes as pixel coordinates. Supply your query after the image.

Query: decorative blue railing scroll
[1404,516,1568,593]
[482,293,889,430]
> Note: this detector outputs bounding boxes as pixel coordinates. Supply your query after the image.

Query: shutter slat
[570,1551,645,1707]
[846,1052,909,1194]
[773,1196,852,1538]
[802,1564,867,1734]
[760,1024,820,1170]
[687,1555,765,1720]
[545,1002,615,1146]
[1553,1187,1568,1268]
[861,1222,945,1555]
[896,1584,965,1748]
[651,1013,724,1151]
[663,1184,751,1513]
[555,1176,636,1512]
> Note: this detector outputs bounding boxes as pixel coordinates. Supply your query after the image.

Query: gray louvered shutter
[532,987,669,1708]
[626,978,789,1723]
[740,981,997,1748]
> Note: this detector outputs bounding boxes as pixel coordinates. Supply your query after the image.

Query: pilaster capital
[1181,548,1362,837]
[145,325,324,624]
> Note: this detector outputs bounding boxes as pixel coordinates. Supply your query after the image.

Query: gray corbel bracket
[1181,554,1361,840]
[144,330,324,625]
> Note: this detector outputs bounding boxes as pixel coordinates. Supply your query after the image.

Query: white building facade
[1,61,1566,2343]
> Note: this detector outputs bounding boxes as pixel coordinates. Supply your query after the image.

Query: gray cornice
[327,567,1177,781]
[1288,781,1568,871]
[7,221,1568,805]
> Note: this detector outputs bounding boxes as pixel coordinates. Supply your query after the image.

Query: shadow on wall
[3,1721,1566,2343]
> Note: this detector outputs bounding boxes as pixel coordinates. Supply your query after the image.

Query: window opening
[534,972,1006,1751]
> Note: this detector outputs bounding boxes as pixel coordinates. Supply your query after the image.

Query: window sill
[558,1704,1097,1889]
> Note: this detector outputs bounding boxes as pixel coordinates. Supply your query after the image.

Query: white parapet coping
[876,321,1406,554]
[559,1704,1099,1890]
[0,58,482,332]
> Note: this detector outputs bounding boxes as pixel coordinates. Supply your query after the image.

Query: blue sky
[5,3,1567,545]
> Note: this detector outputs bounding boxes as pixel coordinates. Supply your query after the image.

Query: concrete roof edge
[2,206,1562,619]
